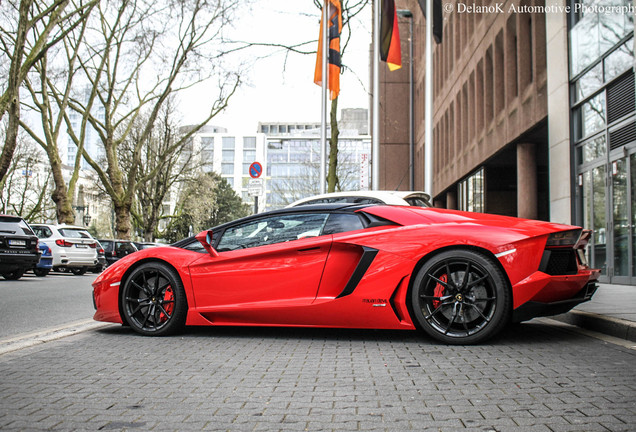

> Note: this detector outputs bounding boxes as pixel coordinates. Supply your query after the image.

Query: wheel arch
[405,245,514,327]
[117,257,187,324]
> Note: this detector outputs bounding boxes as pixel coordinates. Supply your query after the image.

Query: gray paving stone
[0,323,634,431]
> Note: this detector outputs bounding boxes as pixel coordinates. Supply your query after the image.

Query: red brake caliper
[159,286,174,322]
[432,274,447,308]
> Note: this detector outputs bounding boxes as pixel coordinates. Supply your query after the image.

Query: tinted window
[116,242,137,255]
[405,197,430,207]
[100,240,114,252]
[0,217,34,235]
[59,228,91,238]
[322,213,364,235]
[349,197,383,205]
[32,226,53,239]
[217,213,329,251]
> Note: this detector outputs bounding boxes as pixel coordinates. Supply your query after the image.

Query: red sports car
[92,204,600,344]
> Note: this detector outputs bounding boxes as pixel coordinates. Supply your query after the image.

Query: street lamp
[397,9,414,190]
[83,212,92,226]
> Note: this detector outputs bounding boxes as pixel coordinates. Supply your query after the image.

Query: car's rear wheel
[33,268,50,277]
[411,250,510,344]
[120,262,187,336]
[2,269,24,280]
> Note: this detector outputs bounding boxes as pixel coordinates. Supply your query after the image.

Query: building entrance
[580,151,636,284]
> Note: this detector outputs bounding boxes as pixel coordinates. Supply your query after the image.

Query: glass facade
[458,168,485,213]
[265,138,371,211]
[571,0,635,284]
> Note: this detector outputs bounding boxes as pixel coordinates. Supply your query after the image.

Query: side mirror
[195,230,219,257]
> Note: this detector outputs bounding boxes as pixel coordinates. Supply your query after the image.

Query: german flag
[314,0,342,100]
[380,0,401,71]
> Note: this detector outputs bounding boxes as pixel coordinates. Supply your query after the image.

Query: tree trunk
[327,96,339,193]
[114,201,132,239]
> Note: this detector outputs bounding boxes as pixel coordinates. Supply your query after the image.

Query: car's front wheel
[410,250,511,345]
[71,267,87,276]
[120,262,187,336]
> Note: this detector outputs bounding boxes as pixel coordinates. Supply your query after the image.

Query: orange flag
[380,0,401,71]
[314,0,342,100]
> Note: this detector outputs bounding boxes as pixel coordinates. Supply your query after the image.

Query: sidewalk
[552,283,636,342]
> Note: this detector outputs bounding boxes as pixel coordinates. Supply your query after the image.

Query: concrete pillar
[517,142,538,220]
[545,0,572,224]
[446,189,457,210]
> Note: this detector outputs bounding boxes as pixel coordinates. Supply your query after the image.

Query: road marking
[0,320,112,356]
[538,317,636,351]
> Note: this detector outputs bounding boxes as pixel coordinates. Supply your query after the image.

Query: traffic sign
[248,178,263,197]
[249,162,263,178]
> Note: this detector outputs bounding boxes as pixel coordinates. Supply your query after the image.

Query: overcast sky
[179,1,372,133]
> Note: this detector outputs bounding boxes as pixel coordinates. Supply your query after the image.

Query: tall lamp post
[397,9,414,190]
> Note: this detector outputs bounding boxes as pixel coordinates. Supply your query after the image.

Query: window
[458,168,485,213]
[222,149,235,162]
[32,226,53,239]
[322,213,364,235]
[222,137,235,148]
[58,228,91,238]
[216,213,330,251]
[221,163,234,175]
[243,137,257,148]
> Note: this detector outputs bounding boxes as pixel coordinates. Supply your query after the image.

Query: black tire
[2,269,25,280]
[33,268,50,277]
[71,267,87,276]
[120,262,187,336]
[410,249,511,345]
[91,265,105,274]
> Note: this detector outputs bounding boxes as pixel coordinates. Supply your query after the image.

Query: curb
[552,310,636,342]
[0,320,112,356]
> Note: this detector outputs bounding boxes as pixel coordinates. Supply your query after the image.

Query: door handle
[297,246,321,253]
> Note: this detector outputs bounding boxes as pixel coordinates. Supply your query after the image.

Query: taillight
[56,239,73,247]
[98,248,104,254]
[545,229,581,247]
[89,242,97,248]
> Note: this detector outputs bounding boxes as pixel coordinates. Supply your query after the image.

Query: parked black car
[0,215,41,280]
[88,240,107,273]
[133,241,165,250]
[98,239,138,267]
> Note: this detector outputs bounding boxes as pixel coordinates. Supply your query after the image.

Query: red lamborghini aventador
[92,204,600,344]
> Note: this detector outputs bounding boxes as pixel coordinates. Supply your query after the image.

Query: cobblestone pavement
[0,321,634,431]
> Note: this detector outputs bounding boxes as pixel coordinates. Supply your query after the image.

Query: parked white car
[30,224,98,275]
[288,191,431,208]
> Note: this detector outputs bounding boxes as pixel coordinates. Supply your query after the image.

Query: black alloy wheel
[411,250,510,344]
[121,262,187,336]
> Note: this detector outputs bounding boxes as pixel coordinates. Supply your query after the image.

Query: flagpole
[320,1,328,194]
[372,0,380,191]
[424,0,433,195]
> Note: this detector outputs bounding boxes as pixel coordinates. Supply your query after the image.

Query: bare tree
[125,99,201,241]
[0,0,96,184]
[20,7,94,224]
[62,0,241,239]
[0,127,54,221]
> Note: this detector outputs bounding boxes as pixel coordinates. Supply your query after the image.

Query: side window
[117,242,136,255]
[217,213,329,251]
[350,197,383,205]
[102,241,114,253]
[322,213,364,235]
[33,226,52,239]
